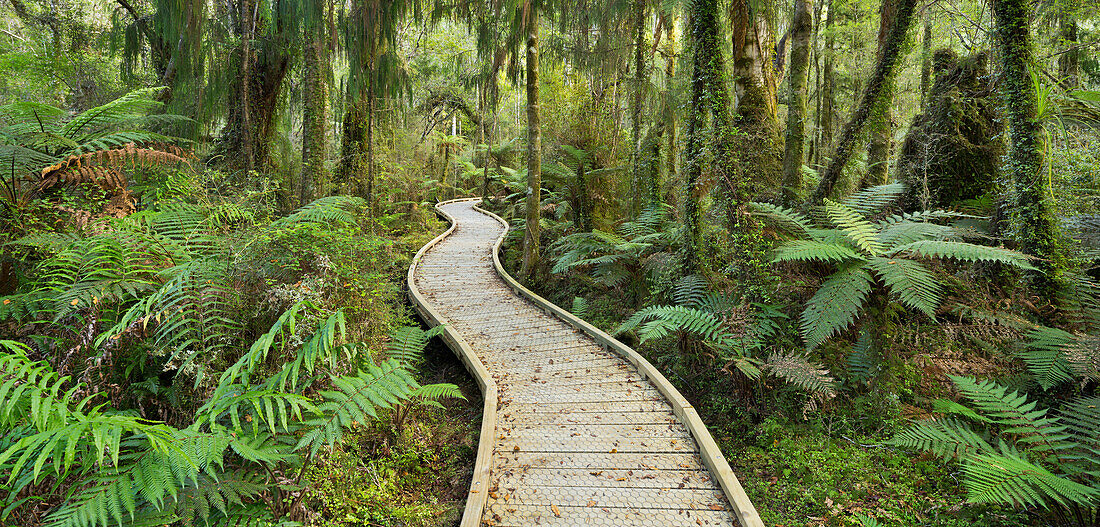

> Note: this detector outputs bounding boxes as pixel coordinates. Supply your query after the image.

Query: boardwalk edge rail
[407,198,496,527]
[472,201,765,527]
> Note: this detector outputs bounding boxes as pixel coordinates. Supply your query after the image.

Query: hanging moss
[897,50,1004,210]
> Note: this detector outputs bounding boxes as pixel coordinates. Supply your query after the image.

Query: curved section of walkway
[410,199,761,527]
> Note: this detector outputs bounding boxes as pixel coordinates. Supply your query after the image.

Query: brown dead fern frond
[37,143,192,192]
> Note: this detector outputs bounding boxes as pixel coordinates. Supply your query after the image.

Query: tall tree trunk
[366,80,375,207]
[993,0,1066,301]
[521,4,542,278]
[663,17,678,200]
[919,9,932,106]
[300,20,328,206]
[729,0,779,129]
[630,0,649,215]
[810,0,917,203]
[781,0,814,205]
[862,0,899,188]
[1058,2,1080,88]
[816,0,836,168]
[682,1,713,272]
[217,0,290,171]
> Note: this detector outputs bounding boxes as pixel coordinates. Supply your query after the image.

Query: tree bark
[862,0,899,188]
[992,0,1066,300]
[300,18,328,206]
[810,0,917,203]
[816,0,836,168]
[630,0,649,215]
[521,4,542,278]
[729,0,779,129]
[781,0,814,205]
[663,17,678,199]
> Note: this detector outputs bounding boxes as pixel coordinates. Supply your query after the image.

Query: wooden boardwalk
[408,199,762,527]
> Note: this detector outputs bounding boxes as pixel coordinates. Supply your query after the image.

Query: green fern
[1019,326,1078,391]
[615,305,733,344]
[764,351,837,398]
[891,376,1100,518]
[759,184,1034,353]
[297,359,419,455]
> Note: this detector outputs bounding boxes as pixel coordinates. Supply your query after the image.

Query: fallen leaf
[551,503,561,517]
[709,504,723,511]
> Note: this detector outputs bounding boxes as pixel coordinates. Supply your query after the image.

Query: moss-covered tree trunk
[521,4,542,278]
[992,0,1066,300]
[729,0,778,130]
[810,0,916,203]
[781,0,814,205]
[630,0,649,215]
[816,0,836,168]
[662,17,679,197]
[681,0,717,272]
[300,20,328,206]
[862,0,899,188]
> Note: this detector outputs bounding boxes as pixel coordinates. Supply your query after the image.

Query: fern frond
[824,199,882,254]
[868,257,941,317]
[615,306,732,344]
[963,452,1099,508]
[841,183,905,215]
[1019,327,1077,391]
[570,296,589,319]
[950,376,1071,452]
[296,359,419,456]
[764,351,837,397]
[38,143,190,192]
[800,266,874,350]
[772,240,865,264]
[890,240,1036,270]
[672,275,708,308]
[270,196,367,228]
[384,325,444,366]
[889,418,995,460]
[60,87,165,142]
[750,201,814,237]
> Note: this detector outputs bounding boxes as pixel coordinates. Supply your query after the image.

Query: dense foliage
[2,0,1100,525]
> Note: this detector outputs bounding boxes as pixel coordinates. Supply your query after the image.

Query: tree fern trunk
[521,4,542,278]
[781,0,814,205]
[919,10,932,106]
[992,0,1067,303]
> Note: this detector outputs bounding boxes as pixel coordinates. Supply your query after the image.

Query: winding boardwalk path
[409,199,762,527]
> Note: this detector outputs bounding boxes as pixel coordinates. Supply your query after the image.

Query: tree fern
[384,325,445,365]
[761,185,1034,354]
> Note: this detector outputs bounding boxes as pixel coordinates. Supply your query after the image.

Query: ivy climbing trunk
[300,19,328,206]
[992,0,1066,301]
[810,0,916,203]
[682,0,718,272]
[862,0,899,188]
[521,3,542,278]
[781,0,813,205]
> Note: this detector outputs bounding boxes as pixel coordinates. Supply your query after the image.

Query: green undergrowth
[305,335,480,527]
